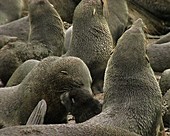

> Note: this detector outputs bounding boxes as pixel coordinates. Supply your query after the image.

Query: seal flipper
[26,99,47,125]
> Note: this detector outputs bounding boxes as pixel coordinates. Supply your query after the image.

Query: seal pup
[0,0,24,25]
[0,0,65,85]
[147,42,170,72]
[65,0,114,93]
[6,59,40,87]
[60,87,102,123]
[0,56,97,127]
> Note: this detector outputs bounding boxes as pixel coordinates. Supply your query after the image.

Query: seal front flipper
[26,99,47,125]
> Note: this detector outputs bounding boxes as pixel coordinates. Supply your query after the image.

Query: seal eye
[61,71,68,75]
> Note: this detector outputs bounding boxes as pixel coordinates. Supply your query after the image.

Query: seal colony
[0,0,65,85]
[0,18,164,136]
[0,56,102,128]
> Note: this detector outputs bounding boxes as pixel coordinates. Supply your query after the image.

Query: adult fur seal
[102,18,164,136]
[0,56,96,128]
[0,0,65,85]
[0,0,24,25]
[0,19,162,136]
[127,0,170,35]
[65,0,114,93]
[127,0,170,21]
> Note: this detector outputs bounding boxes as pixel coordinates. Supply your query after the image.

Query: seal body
[147,42,170,72]
[102,19,163,136]
[0,16,29,41]
[127,0,170,35]
[159,69,170,95]
[65,0,114,93]
[0,0,24,25]
[0,56,93,127]
[6,59,40,87]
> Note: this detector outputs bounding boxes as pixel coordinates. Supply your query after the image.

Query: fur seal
[127,0,170,35]
[0,0,24,25]
[104,0,129,43]
[0,0,65,85]
[0,16,29,42]
[102,18,164,136]
[0,56,97,127]
[65,0,114,93]
[127,0,170,21]
[0,18,161,136]
[0,19,147,136]
[147,42,170,72]
[6,59,40,87]
[159,69,170,95]
[60,87,102,123]
[0,124,141,136]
